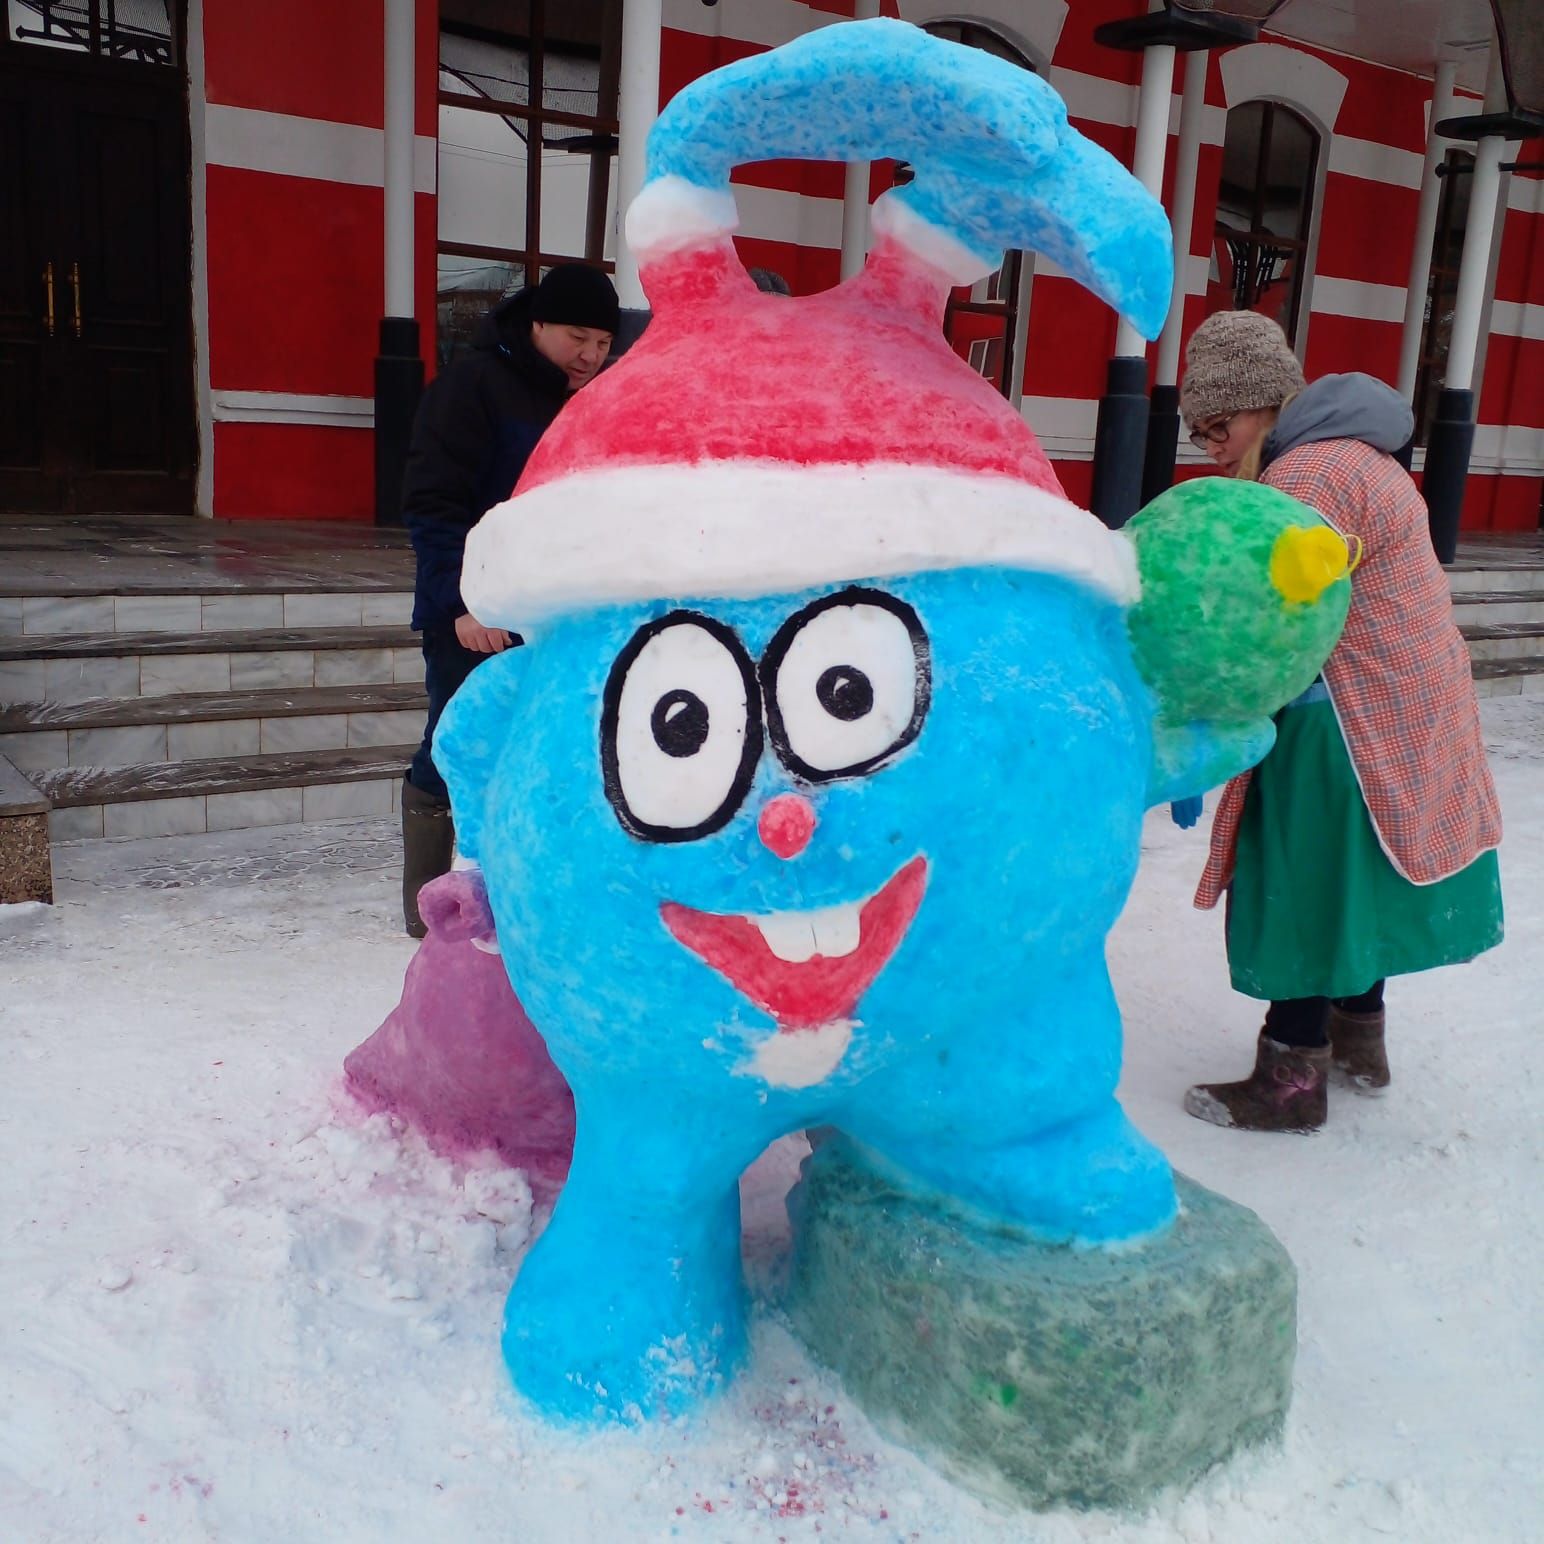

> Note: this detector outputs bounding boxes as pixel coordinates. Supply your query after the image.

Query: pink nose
[758,794,816,860]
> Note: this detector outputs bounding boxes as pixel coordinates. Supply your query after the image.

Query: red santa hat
[460,180,1139,631]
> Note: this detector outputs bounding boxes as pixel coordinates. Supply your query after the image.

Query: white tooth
[809,901,862,959]
[754,911,820,963]
[751,900,863,963]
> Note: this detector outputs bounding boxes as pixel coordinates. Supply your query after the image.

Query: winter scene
[2,3,1541,1543]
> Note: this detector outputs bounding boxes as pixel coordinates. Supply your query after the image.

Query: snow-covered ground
[2,698,1540,1544]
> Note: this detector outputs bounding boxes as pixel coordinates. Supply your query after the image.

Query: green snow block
[786,1139,1296,1511]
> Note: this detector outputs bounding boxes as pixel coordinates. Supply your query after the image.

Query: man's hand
[455,612,513,654]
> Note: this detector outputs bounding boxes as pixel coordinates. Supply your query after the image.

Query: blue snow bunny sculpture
[435,20,1351,1424]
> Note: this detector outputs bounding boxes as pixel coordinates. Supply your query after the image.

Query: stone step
[1472,655,1544,697]
[0,625,421,705]
[0,683,427,774]
[1460,621,1544,662]
[1448,588,1544,625]
[1447,564,1544,596]
[36,743,415,843]
[0,589,414,637]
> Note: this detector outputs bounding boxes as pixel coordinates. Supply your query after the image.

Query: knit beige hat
[1179,310,1307,430]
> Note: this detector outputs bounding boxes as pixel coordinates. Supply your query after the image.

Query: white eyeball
[762,589,930,781]
[601,613,761,840]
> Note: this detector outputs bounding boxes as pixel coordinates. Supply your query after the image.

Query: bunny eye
[761,589,930,783]
[601,613,762,842]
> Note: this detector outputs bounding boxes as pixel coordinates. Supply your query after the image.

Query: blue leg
[503,1088,765,1423]
[848,956,1176,1244]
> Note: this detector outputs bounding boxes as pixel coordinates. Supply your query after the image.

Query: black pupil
[816,665,873,722]
[652,689,710,757]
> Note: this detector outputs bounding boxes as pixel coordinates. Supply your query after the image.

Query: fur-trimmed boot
[1328,1005,1390,1093]
[1183,1031,1330,1133]
[401,776,455,939]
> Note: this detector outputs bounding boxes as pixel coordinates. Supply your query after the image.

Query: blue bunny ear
[634,18,1172,340]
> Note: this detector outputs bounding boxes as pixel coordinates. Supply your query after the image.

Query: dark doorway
[0,2,194,514]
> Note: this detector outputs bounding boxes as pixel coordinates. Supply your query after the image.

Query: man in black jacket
[400,263,619,936]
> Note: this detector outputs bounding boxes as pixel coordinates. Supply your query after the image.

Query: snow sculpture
[432,17,1349,1487]
[345,868,574,1204]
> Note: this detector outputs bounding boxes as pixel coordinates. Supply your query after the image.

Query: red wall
[201,0,439,520]
[199,0,1542,530]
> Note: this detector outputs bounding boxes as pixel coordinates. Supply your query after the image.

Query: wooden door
[0,16,194,514]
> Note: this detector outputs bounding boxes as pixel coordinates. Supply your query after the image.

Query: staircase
[0,532,1538,855]
[1448,554,1544,699]
[0,587,424,843]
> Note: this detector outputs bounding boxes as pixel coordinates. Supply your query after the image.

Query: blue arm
[1146,719,1276,810]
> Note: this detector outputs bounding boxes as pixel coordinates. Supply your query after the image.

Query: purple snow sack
[344,868,575,1203]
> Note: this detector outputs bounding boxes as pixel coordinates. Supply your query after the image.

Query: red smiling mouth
[659,856,928,1031]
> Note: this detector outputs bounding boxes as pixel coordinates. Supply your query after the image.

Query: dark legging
[407,626,489,804]
[1266,981,1386,1049]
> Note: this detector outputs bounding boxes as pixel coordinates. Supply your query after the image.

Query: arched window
[1413,147,1475,445]
[1207,101,1318,343]
[922,21,1037,402]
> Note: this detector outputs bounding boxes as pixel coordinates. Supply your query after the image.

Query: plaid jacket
[1196,439,1502,910]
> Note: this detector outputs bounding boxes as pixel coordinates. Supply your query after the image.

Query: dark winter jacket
[403,290,572,631]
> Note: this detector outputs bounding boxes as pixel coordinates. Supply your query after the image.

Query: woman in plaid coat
[1175,312,1502,1134]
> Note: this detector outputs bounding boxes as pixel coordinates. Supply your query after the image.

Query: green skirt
[1227,694,1503,1001]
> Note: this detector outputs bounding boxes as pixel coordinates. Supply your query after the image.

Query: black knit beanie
[528,264,621,335]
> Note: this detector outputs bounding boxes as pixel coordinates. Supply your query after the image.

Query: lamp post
[1423,3,1544,562]
[1143,47,1210,504]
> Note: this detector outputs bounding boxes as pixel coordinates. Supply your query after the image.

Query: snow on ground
[1,698,1540,1544]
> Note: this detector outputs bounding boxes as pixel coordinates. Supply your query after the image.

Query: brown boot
[1184,1031,1330,1133]
[1328,1006,1390,1093]
[401,776,454,939]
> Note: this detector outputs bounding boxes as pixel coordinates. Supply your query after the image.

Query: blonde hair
[1233,392,1297,483]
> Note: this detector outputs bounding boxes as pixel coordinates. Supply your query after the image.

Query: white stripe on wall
[732,179,846,250]
[211,391,375,428]
[1506,175,1544,215]
[1491,299,1544,341]
[1471,423,1544,474]
[1310,275,1408,323]
[1327,135,1425,190]
[205,104,437,193]
[1048,66,1134,129]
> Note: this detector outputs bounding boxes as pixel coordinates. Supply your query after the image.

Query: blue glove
[1169,795,1203,830]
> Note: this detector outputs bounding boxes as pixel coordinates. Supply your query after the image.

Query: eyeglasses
[1188,415,1236,449]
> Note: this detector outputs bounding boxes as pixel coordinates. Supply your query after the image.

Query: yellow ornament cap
[1270,525,1354,605]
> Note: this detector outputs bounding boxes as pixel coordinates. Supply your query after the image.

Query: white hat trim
[625,175,740,261]
[869,193,997,287]
[461,462,1140,633]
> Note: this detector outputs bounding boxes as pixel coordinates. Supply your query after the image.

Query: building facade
[2,0,1539,530]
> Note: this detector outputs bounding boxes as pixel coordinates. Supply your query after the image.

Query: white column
[615,0,665,309]
[1114,36,1177,357]
[1154,49,1207,386]
[383,0,416,318]
[1397,61,1458,398]
[838,0,882,280]
[1444,47,1507,393]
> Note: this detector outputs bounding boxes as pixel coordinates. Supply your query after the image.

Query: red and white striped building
[5,1,1539,531]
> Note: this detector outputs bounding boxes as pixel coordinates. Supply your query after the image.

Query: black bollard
[374,316,424,527]
[1420,387,1475,564]
[1141,382,1182,508]
[1090,356,1151,530]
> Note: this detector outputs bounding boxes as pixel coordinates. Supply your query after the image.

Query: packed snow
[1,698,1539,1543]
